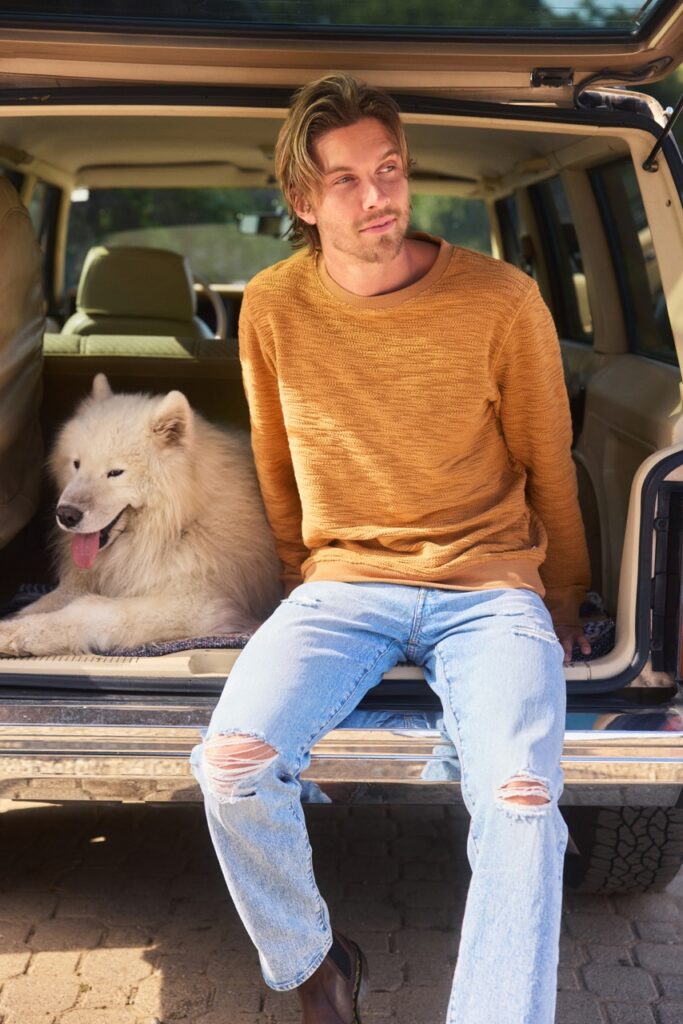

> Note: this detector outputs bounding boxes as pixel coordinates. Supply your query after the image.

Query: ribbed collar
[315,232,454,309]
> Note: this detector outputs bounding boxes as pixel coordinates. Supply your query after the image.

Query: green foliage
[411,195,491,253]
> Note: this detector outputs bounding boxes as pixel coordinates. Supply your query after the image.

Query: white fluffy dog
[0,374,281,655]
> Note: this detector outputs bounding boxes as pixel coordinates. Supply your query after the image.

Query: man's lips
[359,216,396,234]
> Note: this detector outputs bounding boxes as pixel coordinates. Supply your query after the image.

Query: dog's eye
[107,469,124,478]
[73,460,80,470]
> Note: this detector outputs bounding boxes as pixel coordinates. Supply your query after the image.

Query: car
[0,0,682,894]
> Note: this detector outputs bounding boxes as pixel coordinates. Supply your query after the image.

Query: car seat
[61,245,214,340]
[0,175,45,550]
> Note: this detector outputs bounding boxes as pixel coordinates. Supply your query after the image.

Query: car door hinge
[574,56,672,110]
[530,68,574,89]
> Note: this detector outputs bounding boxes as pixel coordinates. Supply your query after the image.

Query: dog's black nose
[56,505,83,528]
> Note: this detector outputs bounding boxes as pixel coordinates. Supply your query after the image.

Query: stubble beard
[356,206,409,264]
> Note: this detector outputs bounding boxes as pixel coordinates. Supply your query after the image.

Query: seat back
[61,245,213,340]
[0,176,45,550]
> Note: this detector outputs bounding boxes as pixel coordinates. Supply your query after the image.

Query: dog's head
[50,374,195,570]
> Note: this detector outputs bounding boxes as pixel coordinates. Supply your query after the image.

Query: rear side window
[591,159,676,364]
[530,176,593,345]
[494,180,593,344]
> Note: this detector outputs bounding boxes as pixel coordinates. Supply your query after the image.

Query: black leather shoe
[296,931,368,1023]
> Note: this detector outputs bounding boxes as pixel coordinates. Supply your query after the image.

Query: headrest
[76,245,198,321]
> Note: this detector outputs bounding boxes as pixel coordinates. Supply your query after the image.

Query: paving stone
[61,1009,138,1024]
[1,800,683,1024]
[555,989,606,1024]
[613,894,682,922]
[403,904,462,931]
[635,920,682,943]
[348,840,390,858]
[388,982,452,1023]
[635,942,683,975]
[401,860,443,881]
[28,917,105,952]
[343,882,394,903]
[557,967,581,991]
[582,963,658,1000]
[585,945,635,966]
[0,949,32,977]
[566,912,635,943]
[0,956,81,1024]
[367,952,405,992]
[341,858,400,884]
[659,974,683,999]
[132,959,213,1019]
[657,1003,683,1024]
[334,900,402,933]
[392,880,457,909]
[77,947,155,994]
[390,836,451,862]
[558,935,587,967]
[604,1002,656,1024]
[338,817,398,840]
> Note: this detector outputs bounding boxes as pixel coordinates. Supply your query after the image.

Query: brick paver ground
[0,799,681,1024]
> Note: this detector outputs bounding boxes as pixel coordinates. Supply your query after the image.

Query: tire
[562,806,683,894]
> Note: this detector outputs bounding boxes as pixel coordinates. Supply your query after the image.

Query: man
[191,72,591,1024]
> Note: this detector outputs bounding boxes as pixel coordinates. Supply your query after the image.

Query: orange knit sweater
[239,236,590,625]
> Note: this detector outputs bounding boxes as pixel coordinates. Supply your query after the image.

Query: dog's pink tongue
[71,532,100,570]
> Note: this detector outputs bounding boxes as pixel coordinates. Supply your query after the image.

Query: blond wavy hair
[275,73,411,251]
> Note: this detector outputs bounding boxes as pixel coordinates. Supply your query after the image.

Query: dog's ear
[91,374,113,401]
[152,390,194,446]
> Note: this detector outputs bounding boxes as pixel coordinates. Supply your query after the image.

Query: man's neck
[321,237,440,297]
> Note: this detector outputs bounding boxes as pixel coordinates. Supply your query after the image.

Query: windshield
[65,186,492,291]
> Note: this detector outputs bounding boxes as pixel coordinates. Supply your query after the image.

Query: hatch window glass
[66,187,292,291]
[0,1,670,36]
[591,159,676,364]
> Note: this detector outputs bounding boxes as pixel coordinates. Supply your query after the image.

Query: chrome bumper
[0,698,681,806]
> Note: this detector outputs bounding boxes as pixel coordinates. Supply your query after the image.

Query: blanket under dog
[2,585,615,661]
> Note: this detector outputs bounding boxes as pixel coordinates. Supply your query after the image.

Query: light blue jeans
[191,582,568,1024]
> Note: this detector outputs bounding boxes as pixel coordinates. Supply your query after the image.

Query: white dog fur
[0,374,281,656]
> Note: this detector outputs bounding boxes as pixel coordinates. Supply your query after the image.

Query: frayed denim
[191,582,567,1023]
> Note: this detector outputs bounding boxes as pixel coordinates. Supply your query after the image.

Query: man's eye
[380,164,398,174]
[335,176,353,185]
[107,469,124,478]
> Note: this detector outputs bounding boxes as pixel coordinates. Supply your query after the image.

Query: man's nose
[360,177,389,209]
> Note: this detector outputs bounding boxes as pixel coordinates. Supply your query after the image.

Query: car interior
[0,101,680,690]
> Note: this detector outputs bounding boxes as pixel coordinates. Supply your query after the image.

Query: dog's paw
[0,620,31,657]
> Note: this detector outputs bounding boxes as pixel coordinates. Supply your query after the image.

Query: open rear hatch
[0,0,682,103]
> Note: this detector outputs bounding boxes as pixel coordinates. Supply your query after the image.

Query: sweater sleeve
[238,298,309,587]
[494,278,590,625]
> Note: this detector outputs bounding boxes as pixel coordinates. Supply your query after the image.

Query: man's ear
[151,390,194,446]
[292,191,317,226]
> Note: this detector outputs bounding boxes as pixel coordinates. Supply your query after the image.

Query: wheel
[562,806,683,894]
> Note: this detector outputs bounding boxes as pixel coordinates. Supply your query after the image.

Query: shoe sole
[348,939,369,1024]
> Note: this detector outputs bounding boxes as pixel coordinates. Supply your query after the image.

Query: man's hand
[554,624,591,666]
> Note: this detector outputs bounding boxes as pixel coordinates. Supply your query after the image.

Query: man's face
[296,117,410,264]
